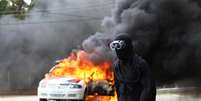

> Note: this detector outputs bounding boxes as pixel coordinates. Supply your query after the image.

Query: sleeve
[139,60,156,101]
[112,62,120,100]
[114,72,120,99]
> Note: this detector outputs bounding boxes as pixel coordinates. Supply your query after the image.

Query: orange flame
[86,92,117,101]
[46,50,117,101]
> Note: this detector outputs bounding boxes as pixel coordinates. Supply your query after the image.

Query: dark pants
[118,93,140,101]
[118,85,141,101]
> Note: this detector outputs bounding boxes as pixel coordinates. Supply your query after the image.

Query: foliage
[0,0,34,19]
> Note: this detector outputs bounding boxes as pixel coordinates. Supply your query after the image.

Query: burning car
[38,77,87,101]
[38,50,117,101]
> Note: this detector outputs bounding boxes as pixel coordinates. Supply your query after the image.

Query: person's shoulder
[134,54,146,64]
[134,54,149,71]
[112,59,120,73]
[112,58,119,67]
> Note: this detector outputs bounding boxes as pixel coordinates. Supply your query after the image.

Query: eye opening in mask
[110,40,126,51]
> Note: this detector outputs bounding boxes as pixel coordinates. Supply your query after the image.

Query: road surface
[1,88,201,101]
[0,94,201,101]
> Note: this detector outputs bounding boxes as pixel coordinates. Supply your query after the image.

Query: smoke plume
[0,0,113,90]
[83,0,201,86]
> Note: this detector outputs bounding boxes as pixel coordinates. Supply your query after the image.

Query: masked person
[110,34,156,101]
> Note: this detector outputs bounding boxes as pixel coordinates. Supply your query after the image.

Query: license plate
[68,94,76,97]
[50,94,65,97]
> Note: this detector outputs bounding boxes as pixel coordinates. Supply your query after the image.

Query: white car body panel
[38,77,86,100]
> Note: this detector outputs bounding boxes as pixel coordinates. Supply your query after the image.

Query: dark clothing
[111,34,156,101]
[113,54,156,101]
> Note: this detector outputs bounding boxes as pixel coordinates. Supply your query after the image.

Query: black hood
[113,34,134,61]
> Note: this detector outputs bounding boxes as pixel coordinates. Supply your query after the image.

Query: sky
[24,0,32,5]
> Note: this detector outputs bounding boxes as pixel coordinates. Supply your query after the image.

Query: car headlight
[69,84,82,89]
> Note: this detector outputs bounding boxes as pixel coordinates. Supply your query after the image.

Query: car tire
[39,98,47,101]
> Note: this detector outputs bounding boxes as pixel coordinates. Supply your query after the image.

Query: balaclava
[110,34,134,61]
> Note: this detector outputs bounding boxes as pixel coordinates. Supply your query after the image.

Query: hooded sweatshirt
[112,34,156,101]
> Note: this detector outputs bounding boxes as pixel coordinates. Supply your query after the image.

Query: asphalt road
[0,94,201,101]
[0,95,37,101]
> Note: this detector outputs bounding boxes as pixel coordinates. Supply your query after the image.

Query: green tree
[0,0,9,13]
[0,0,34,19]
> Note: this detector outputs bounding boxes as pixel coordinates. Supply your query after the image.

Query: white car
[38,77,87,101]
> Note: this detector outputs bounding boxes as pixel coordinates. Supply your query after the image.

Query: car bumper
[38,88,85,100]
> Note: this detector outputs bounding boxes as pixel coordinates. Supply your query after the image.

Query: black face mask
[115,43,133,60]
[111,35,134,61]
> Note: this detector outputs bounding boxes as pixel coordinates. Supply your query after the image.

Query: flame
[46,50,117,101]
[86,92,117,101]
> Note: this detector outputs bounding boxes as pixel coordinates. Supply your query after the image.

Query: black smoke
[0,0,113,90]
[83,0,201,86]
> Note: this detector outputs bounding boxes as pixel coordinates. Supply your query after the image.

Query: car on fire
[38,77,87,101]
[38,59,115,101]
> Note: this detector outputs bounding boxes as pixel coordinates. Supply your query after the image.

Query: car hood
[39,77,84,86]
